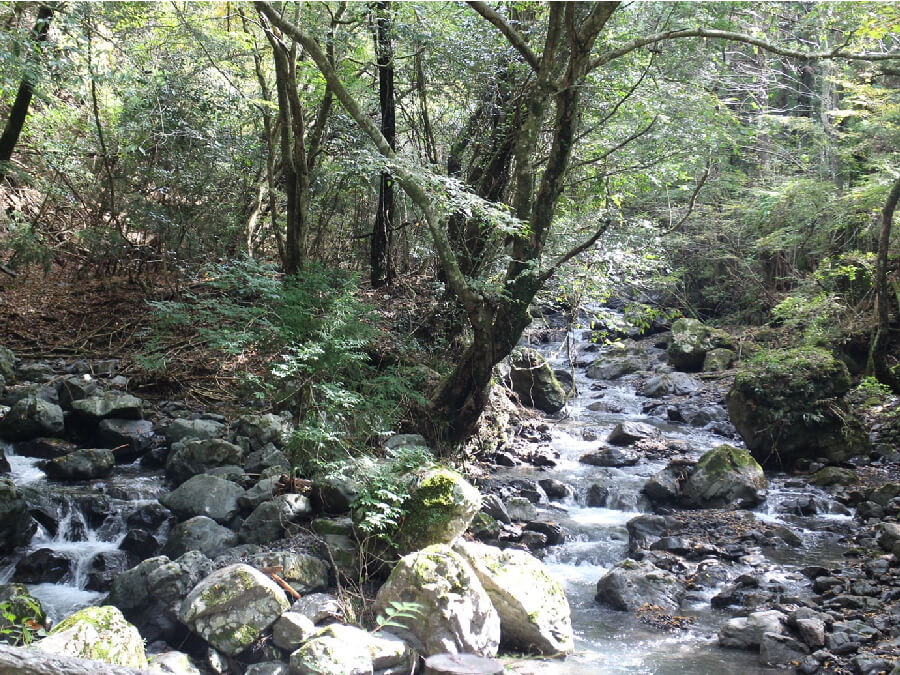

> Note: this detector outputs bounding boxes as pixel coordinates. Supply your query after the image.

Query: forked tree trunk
[867,175,900,392]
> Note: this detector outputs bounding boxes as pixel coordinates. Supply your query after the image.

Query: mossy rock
[509,348,566,413]
[810,466,858,487]
[394,467,481,554]
[0,583,46,642]
[726,347,869,467]
[667,318,733,372]
[681,445,766,509]
[35,605,147,669]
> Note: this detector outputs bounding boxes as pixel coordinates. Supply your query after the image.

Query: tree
[0,2,54,182]
[868,174,900,392]
[256,0,900,448]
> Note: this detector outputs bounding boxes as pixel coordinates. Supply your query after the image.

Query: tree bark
[867,175,900,392]
[0,3,54,181]
[371,1,396,288]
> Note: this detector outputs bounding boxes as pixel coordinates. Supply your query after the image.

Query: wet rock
[523,521,564,546]
[481,494,511,524]
[41,448,114,480]
[505,496,537,522]
[178,563,290,656]
[667,318,731,372]
[57,375,99,410]
[36,605,147,669]
[272,612,316,651]
[120,529,160,558]
[238,494,312,545]
[245,551,329,595]
[519,530,549,550]
[538,478,572,501]
[579,446,639,467]
[159,474,244,524]
[681,445,766,509]
[13,437,75,459]
[0,477,36,550]
[165,418,225,445]
[585,484,608,507]
[586,342,648,380]
[164,516,238,559]
[759,632,809,667]
[595,559,684,612]
[126,502,175,531]
[727,348,869,467]
[13,547,71,583]
[825,630,861,655]
[509,348,566,414]
[0,397,64,441]
[454,540,573,655]
[374,544,500,657]
[703,347,736,371]
[290,593,343,625]
[86,550,137,592]
[639,372,700,398]
[393,467,481,554]
[97,419,155,461]
[718,610,786,649]
[607,421,659,447]
[626,515,675,551]
[643,464,685,505]
[165,439,244,485]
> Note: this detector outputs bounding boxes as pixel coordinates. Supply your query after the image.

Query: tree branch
[539,218,613,283]
[664,151,712,234]
[466,1,540,72]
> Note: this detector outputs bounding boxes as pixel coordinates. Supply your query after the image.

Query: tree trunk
[867,175,900,392]
[0,4,54,181]
[371,1,396,288]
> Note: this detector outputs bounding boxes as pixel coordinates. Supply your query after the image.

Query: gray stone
[0,477,36,549]
[795,618,825,648]
[239,494,313,544]
[36,605,147,669]
[147,651,202,674]
[0,643,146,675]
[579,446,639,467]
[643,467,682,505]
[607,421,659,446]
[245,551,329,595]
[681,445,767,509]
[0,397,64,441]
[639,372,700,398]
[244,664,290,675]
[586,342,648,380]
[718,610,786,649]
[595,559,683,612]
[244,444,290,474]
[165,439,244,485]
[373,544,500,657]
[240,476,280,510]
[454,540,573,655]
[315,624,413,671]
[165,418,225,445]
[703,348,736,371]
[237,414,290,450]
[311,475,359,515]
[509,348,566,414]
[289,634,373,675]
[41,448,115,480]
[667,318,729,371]
[876,522,900,552]
[290,593,343,625]
[272,611,317,651]
[178,563,290,656]
[159,474,244,524]
[97,419,155,459]
[71,392,143,422]
[759,631,809,666]
[505,496,537,522]
[57,375,98,410]
[384,434,428,451]
[164,516,238,559]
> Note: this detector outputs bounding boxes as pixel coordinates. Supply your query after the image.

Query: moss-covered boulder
[35,605,147,669]
[726,348,869,467]
[586,341,649,380]
[453,540,573,655]
[288,633,373,675]
[667,318,732,372]
[0,584,46,641]
[810,466,857,487]
[393,467,481,554]
[509,348,566,413]
[681,445,766,509]
[70,392,143,422]
[159,474,244,524]
[0,397,64,442]
[165,438,244,485]
[703,348,737,372]
[0,345,15,381]
[178,563,290,656]
[373,544,500,657]
[0,478,36,551]
[41,448,115,481]
[595,559,684,612]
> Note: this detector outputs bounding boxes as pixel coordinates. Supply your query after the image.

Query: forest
[1,2,900,674]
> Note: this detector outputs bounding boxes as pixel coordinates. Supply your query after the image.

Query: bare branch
[539,218,613,283]
[467,1,540,72]
[665,151,712,234]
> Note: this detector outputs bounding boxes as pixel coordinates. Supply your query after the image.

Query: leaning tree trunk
[370,1,396,288]
[0,4,54,181]
[867,174,900,393]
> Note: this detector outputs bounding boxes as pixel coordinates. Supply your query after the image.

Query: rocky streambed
[0,314,899,675]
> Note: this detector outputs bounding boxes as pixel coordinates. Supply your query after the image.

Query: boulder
[373,544,500,657]
[35,605,147,669]
[310,624,413,672]
[245,551,329,595]
[586,342,648,380]
[0,643,147,674]
[0,397,64,441]
[41,448,115,481]
[667,318,731,371]
[159,474,244,524]
[607,421,659,446]
[311,476,359,515]
[727,348,869,467]
[86,550,138,592]
[0,345,15,380]
[238,494,312,544]
[288,634,373,675]
[237,413,289,450]
[178,563,290,656]
[509,348,566,413]
[13,437,75,459]
[165,439,244,485]
[147,651,202,674]
[718,610,786,649]
[595,559,683,612]
[57,375,98,410]
[272,612,317,651]
[579,446,639,467]
[13,548,72,583]
[759,632,809,667]
[70,392,142,423]
[244,445,290,474]
[454,540,573,655]
[393,467,481,554]
[703,348,736,371]
[164,418,225,445]
[642,465,683,505]
[0,477,36,550]
[639,372,700,398]
[504,496,537,522]
[290,593,344,625]
[164,516,238,559]
[681,445,766,509]
[97,419,155,461]
[876,522,900,552]
[810,466,857,487]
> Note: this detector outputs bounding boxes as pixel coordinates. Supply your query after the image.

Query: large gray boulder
[245,551,329,595]
[454,540,573,655]
[41,448,114,481]
[165,439,244,485]
[667,318,731,372]
[164,516,238,559]
[288,634,373,675]
[607,421,659,447]
[97,419,155,460]
[639,372,700,398]
[509,348,566,413]
[0,397,64,441]
[107,552,214,614]
[70,392,143,422]
[392,467,481,554]
[595,559,684,612]
[57,375,98,410]
[159,474,244,524]
[681,445,767,509]
[373,544,500,657]
[272,612,317,651]
[586,341,648,380]
[178,563,290,656]
[238,494,312,544]
[718,610,786,649]
[35,605,147,669]
[237,413,290,450]
[165,418,225,445]
[0,477,36,550]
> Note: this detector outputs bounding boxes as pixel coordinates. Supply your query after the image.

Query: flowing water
[496,324,854,674]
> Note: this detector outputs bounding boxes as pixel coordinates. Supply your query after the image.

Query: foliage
[0,597,46,646]
[372,600,423,633]
[847,376,894,409]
